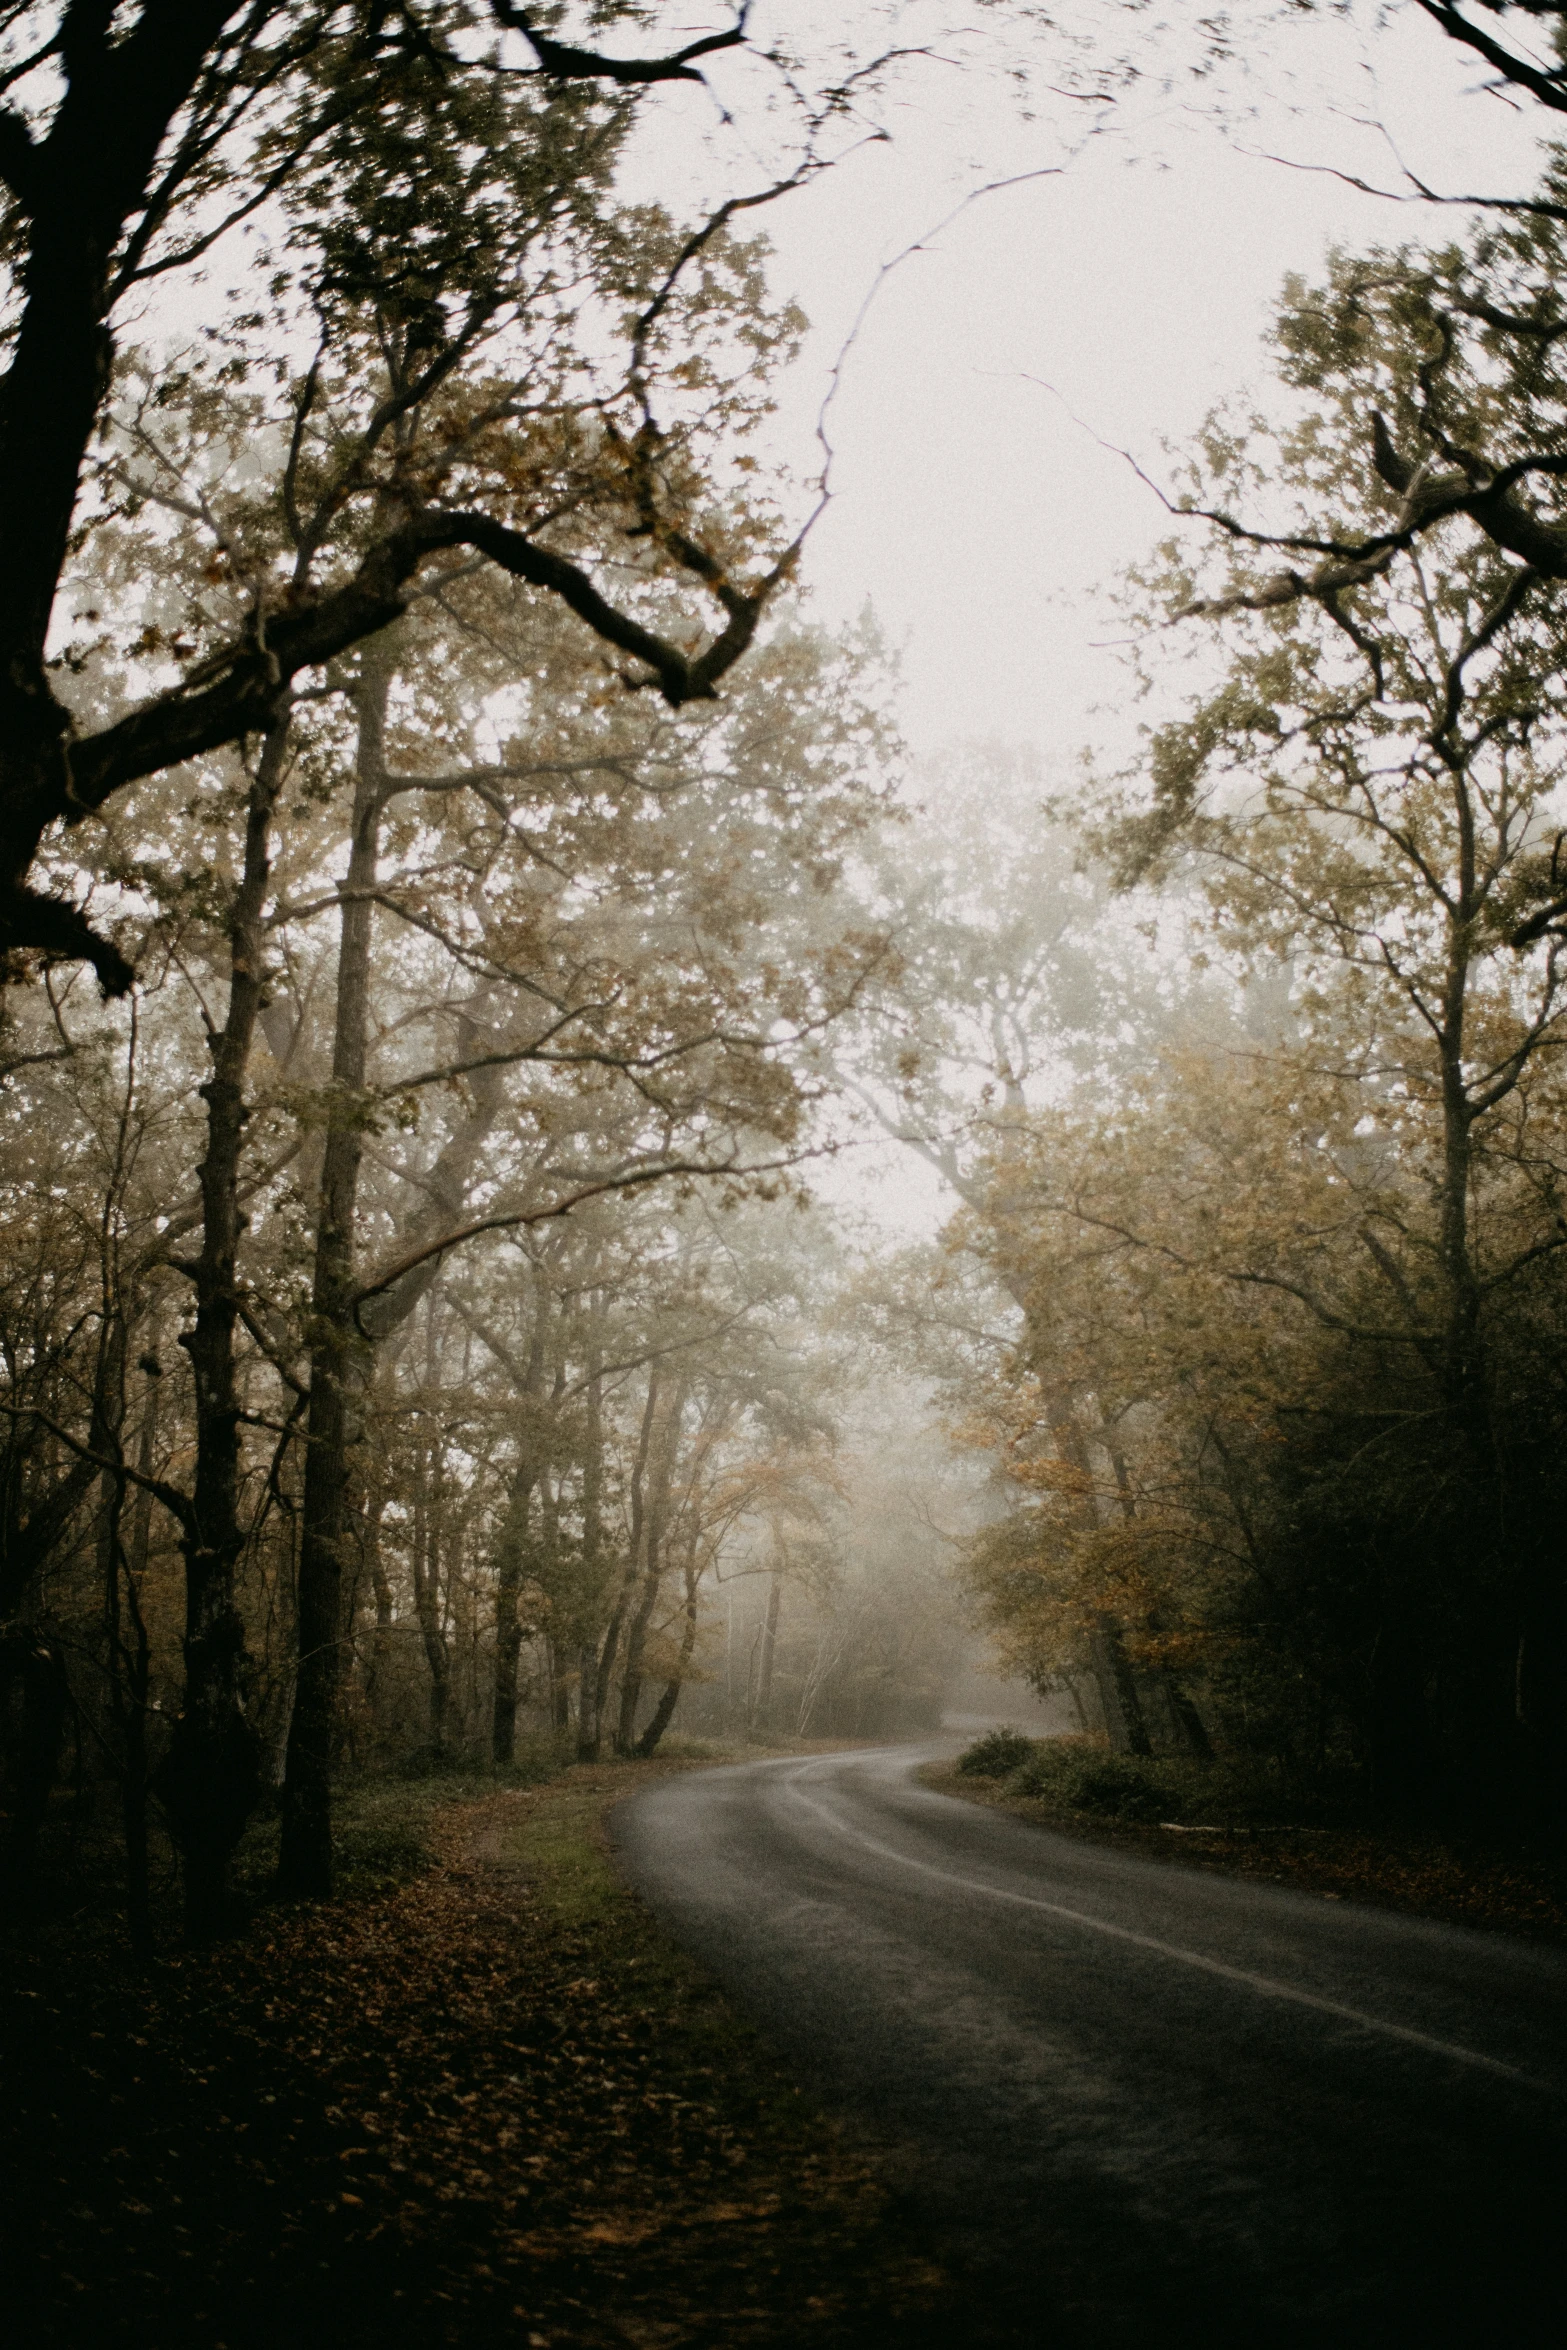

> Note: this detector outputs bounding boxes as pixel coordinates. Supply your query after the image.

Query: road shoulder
[921,1756,1567,1942]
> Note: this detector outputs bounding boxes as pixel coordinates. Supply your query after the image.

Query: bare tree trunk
[1090,1616,1153,1758]
[1,1311,127,1886]
[0,1445,98,1618]
[279,649,389,1895]
[412,1428,452,1755]
[155,719,289,1932]
[1158,1665,1213,1760]
[361,1484,392,1741]
[756,1566,782,1729]
[492,1284,546,1764]
[589,1375,659,1761]
[123,1367,159,1941]
[548,1634,572,1736]
[637,1555,700,1757]
[104,1364,157,1951]
[576,1294,607,1761]
[490,1453,535,1763]
[615,1379,687,1754]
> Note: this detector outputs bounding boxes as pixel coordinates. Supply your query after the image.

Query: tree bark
[1089,1614,1153,1758]
[103,1399,153,1952]
[361,1483,392,1741]
[411,1426,452,1754]
[490,1451,536,1764]
[576,1293,608,1760]
[279,645,391,1894]
[637,1555,700,1757]
[1434,771,1488,1444]
[615,1379,687,1754]
[756,1566,782,1729]
[491,1283,547,1764]
[157,716,290,1935]
[589,1373,659,1762]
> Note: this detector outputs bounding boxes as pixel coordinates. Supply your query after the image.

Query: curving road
[614,1743,1567,2348]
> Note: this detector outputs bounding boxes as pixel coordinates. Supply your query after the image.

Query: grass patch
[232,1740,567,1907]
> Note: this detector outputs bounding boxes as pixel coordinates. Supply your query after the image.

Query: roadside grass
[4,1736,955,2349]
[930,1738,1567,1936]
[231,1734,566,1908]
[930,1733,1567,1940]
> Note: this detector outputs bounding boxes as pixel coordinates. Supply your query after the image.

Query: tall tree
[0,3,887,994]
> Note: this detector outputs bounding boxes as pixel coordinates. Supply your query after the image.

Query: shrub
[1068,1754,1173,1823]
[1006,1743,1081,1800]
[999,1737,1187,1822]
[957,1725,1036,1778]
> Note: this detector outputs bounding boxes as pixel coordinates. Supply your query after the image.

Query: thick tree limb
[1413,2,1567,116]
[490,4,750,85]
[68,503,785,818]
[0,1398,195,1534]
[353,1151,797,1318]
[1,495,789,996]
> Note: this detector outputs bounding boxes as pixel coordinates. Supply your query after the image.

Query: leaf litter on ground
[3,1755,955,2349]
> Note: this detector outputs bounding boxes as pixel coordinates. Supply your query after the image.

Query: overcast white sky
[660,2,1550,1232]
[730,2,1546,756]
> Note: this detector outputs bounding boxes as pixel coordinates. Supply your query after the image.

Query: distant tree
[960,233,1567,1806]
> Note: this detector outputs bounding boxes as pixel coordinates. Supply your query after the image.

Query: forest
[4,8,1567,2335]
[4,0,1567,1940]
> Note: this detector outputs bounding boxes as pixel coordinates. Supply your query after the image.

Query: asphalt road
[614,1744,1567,2348]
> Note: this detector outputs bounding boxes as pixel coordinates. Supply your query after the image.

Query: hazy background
[659,2,1550,1233]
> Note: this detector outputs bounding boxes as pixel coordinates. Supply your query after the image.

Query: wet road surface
[614,1744,1567,2347]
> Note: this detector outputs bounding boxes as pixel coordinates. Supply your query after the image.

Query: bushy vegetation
[956,1725,1036,1778]
[962,1735,1362,1832]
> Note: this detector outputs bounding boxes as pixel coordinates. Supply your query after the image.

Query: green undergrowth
[491,1761,878,2172]
[233,1737,567,1907]
[957,1730,1353,1828]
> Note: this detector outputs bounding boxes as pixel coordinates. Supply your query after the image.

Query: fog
[4,0,1565,1943]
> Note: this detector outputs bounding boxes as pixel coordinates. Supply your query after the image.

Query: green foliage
[956,1724,1035,1777]
[1003,1740,1173,1821]
[1060,1752,1172,1823]
[999,1739,1358,1829]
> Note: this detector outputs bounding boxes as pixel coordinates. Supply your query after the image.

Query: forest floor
[2,1740,957,2349]
[922,1754,1567,1941]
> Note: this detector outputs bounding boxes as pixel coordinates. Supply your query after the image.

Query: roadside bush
[994,1738,1361,1830]
[1002,1737,1186,1823]
[1069,1754,1174,1823]
[1006,1741,1085,1800]
[957,1725,1036,1777]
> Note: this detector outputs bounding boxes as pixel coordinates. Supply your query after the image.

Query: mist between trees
[8,2,1567,1949]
